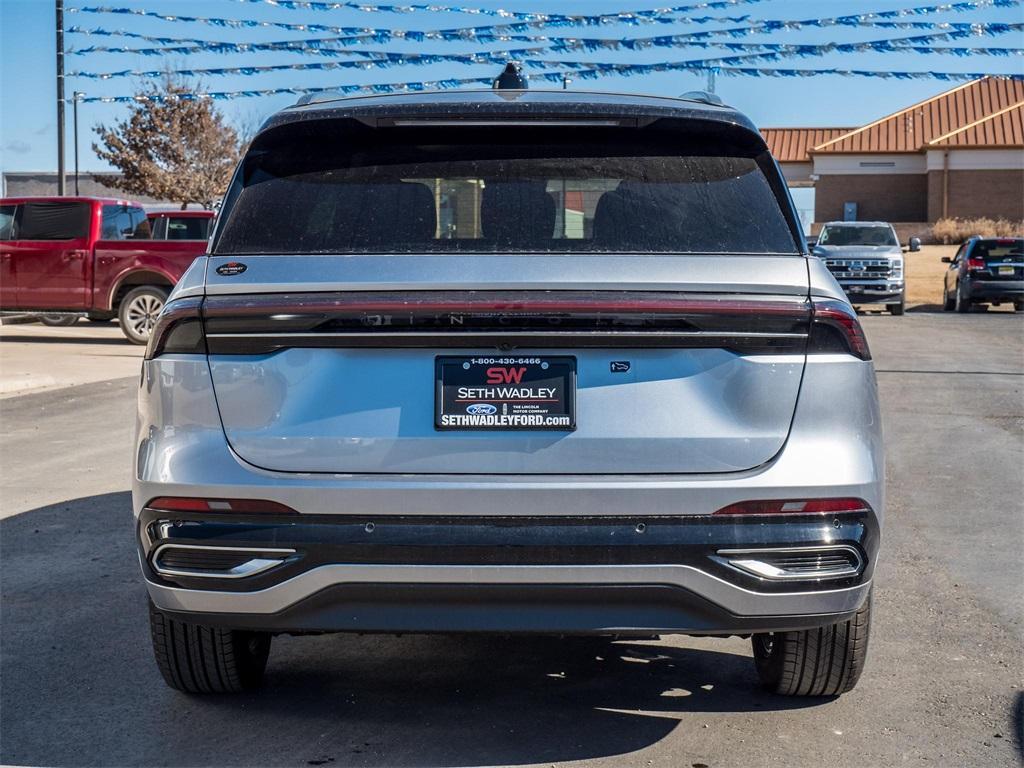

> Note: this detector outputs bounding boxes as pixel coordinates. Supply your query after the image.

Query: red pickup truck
[0,197,209,343]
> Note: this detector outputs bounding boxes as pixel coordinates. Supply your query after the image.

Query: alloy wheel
[125,294,164,339]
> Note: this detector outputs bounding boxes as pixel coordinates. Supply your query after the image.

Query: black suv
[943,236,1024,312]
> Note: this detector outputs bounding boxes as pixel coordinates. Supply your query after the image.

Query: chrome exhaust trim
[151,543,296,580]
[713,545,863,582]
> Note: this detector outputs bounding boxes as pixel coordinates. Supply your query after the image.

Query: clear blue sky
[1,0,1022,174]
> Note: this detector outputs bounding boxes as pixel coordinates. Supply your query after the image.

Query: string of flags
[66,20,1024,61]
[77,68,1024,103]
[66,0,1023,50]
[63,0,1024,103]
[227,0,771,19]
[69,38,1024,81]
[66,2,767,35]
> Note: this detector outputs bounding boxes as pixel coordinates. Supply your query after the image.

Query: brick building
[762,77,1024,230]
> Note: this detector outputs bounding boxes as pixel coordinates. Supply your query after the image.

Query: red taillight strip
[713,498,869,516]
[203,292,811,318]
[146,497,298,514]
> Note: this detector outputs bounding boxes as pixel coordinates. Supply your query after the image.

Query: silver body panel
[135,352,882,517]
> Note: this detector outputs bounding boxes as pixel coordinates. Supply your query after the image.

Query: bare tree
[93,76,240,209]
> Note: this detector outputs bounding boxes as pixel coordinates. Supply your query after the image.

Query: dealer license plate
[435,356,576,431]
[998,266,1015,276]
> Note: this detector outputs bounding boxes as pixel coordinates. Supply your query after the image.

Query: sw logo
[486,366,526,384]
[610,361,631,373]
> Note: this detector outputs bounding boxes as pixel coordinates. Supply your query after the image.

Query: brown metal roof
[811,76,1024,154]
[928,100,1024,147]
[760,127,853,162]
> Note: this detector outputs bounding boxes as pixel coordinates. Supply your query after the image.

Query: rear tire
[752,590,871,696]
[955,282,972,313]
[37,315,78,327]
[942,285,955,311]
[149,601,271,694]
[887,300,905,316]
[118,286,168,345]
[1014,301,1023,312]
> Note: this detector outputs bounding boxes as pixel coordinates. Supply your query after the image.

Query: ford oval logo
[216,261,247,276]
[466,403,497,415]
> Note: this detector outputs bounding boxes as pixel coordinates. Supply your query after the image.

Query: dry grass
[905,245,958,306]
[930,217,1024,244]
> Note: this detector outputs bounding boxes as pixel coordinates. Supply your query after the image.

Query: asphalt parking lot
[1,311,1022,767]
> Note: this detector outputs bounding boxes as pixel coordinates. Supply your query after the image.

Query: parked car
[942,236,1024,312]
[147,210,215,242]
[811,221,919,315]
[0,197,208,343]
[135,85,882,698]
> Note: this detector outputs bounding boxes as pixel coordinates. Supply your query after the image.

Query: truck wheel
[119,286,168,345]
[887,300,905,316]
[1014,301,1023,313]
[955,283,972,313]
[149,601,271,694]
[752,590,871,696]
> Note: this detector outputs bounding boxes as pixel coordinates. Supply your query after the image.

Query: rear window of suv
[971,239,1023,261]
[215,126,798,255]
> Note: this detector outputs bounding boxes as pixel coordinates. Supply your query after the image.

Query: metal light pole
[56,0,66,195]
[73,92,82,195]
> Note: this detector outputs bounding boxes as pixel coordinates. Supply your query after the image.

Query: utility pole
[73,92,82,195]
[56,0,66,195]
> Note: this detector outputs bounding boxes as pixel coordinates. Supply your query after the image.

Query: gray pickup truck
[812,221,920,315]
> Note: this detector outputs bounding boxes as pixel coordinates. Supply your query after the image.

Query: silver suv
[134,86,882,697]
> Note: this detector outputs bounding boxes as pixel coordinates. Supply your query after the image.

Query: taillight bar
[713,498,870,516]
[201,291,812,355]
[203,293,809,317]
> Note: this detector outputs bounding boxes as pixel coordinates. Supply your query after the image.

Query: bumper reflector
[146,497,298,515]
[712,498,869,516]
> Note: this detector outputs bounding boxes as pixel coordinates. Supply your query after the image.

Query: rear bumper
[151,583,868,636]
[134,354,884,635]
[836,281,904,305]
[140,509,878,634]
[966,279,1023,302]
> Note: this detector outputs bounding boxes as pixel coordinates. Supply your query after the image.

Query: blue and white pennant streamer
[77,70,1024,103]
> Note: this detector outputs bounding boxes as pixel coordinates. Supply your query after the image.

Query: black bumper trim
[155,583,861,635]
[138,510,879,596]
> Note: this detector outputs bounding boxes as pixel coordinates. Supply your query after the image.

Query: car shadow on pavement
[907,303,1016,314]
[1,492,828,768]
